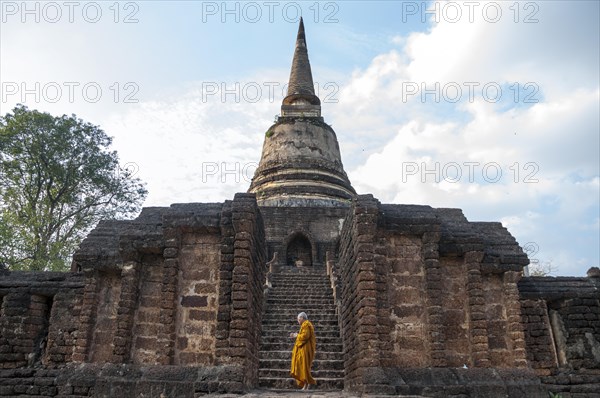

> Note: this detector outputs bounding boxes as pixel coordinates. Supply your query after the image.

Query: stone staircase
[259,267,344,390]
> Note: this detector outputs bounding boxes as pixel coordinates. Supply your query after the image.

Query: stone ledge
[385,367,547,398]
[0,364,248,397]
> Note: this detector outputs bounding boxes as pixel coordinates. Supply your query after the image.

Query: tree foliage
[0,105,147,271]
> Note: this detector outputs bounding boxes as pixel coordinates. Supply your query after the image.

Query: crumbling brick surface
[519,274,600,396]
[0,193,597,397]
[0,272,84,370]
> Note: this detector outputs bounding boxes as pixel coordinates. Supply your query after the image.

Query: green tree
[0,105,147,271]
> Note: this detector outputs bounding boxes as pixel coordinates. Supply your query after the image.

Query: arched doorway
[286,234,313,267]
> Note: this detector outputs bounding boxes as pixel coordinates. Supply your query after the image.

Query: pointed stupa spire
[281,17,321,117]
[249,18,355,206]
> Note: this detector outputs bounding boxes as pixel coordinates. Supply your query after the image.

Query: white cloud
[2,1,597,276]
[340,1,599,275]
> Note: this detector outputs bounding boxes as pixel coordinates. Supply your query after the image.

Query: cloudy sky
[1,1,598,276]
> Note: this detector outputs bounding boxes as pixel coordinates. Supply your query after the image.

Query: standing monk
[290,312,317,390]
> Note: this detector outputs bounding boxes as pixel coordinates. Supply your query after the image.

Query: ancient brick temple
[1,19,599,398]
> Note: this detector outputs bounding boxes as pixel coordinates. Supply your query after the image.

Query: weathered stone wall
[0,272,83,370]
[386,234,429,368]
[548,297,600,370]
[0,364,255,396]
[1,190,598,397]
[0,195,267,396]
[519,275,600,372]
[519,273,600,396]
[481,271,528,368]
[175,233,220,365]
[335,197,543,396]
[520,298,559,373]
[259,205,348,267]
[130,254,164,365]
[375,203,459,371]
[337,195,394,394]
[214,194,267,389]
[87,271,122,363]
[438,256,469,367]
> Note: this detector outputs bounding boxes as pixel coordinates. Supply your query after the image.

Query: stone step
[261,334,340,342]
[270,283,331,288]
[267,292,333,297]
[261,336,340,345]
[264,307,335,312]
[258,377,344,390]
[262,314,338,320]
[271,278,329,281]
[260,368,344,379]
[263,322,338,329]
[265,304,336,310]
[270,280,330,285]
[264,306,335,312]
[259,350,342,360]
[262,321,339,328]
[265,307,337,313]
[262,269,342,391]
[262,321,339,327]
[266,299,335,305]
[264,311,337,316]
[272,270,328,274]
[260,358,344,371]
[260,342,342,352]
[267,291,332,296]
[267,291,333,295]
[263,319,338,326]
[269,289,330,292]
[262,318,338,325]
[261,333,340,342]
[264,312,337,319]
[541,382,600,392]
[269,288,331,293]
[261,326,340,335]
[274,267,327,271]
[271,279,329,283]
[266,297,334,302]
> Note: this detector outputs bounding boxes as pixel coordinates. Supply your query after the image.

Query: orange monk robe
[290,320,317,387]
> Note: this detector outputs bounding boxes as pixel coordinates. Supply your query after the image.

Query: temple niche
[0,18,599,398]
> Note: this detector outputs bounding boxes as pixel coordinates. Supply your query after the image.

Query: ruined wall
[375,203,446,371]
[548,297,600,370]
[520,298,559,374]
[214,194,267,388]
[518,273,600,396]
[0,272,83,370]
[335,199,544,396]
[481,272,528,368]
[438,256,470,367]
[0,194,267,396]
[130,254,164,365]
[88,271,122,363]
[175,233,220,365]
[385,234,429,368]
[336,195,394,394]
[520,275,600,372]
